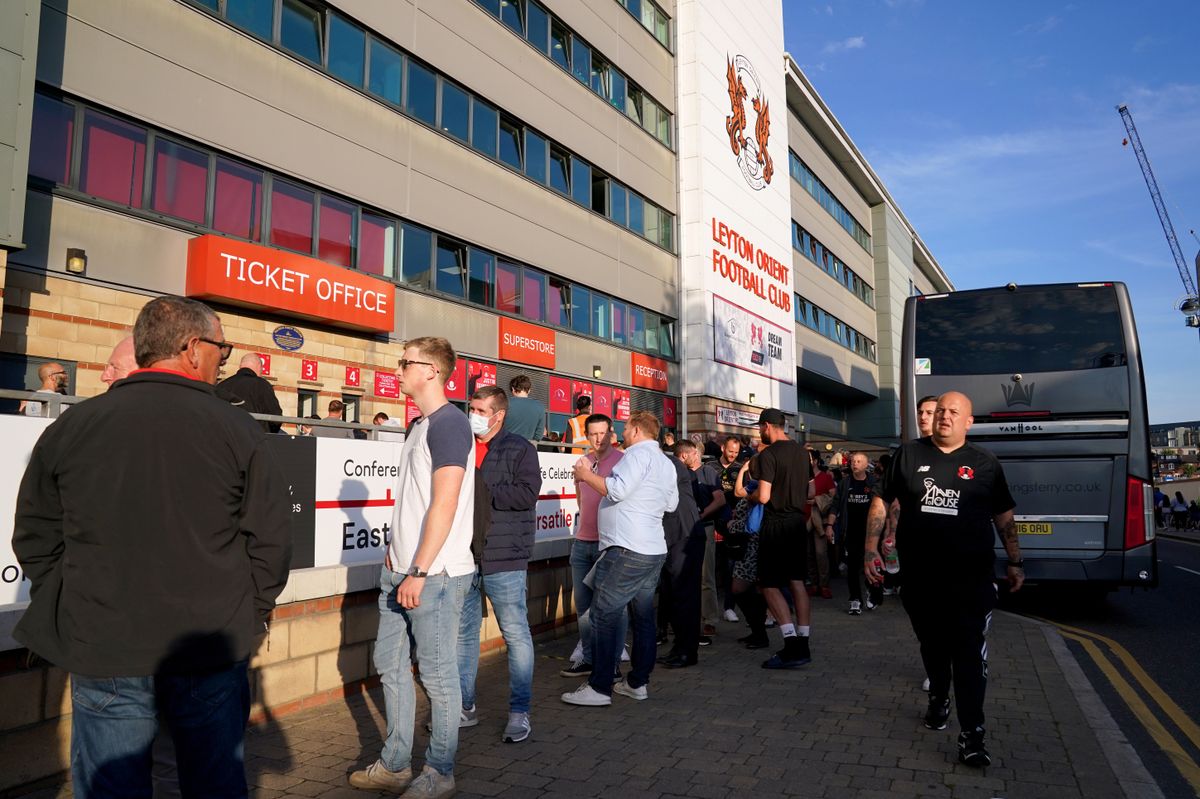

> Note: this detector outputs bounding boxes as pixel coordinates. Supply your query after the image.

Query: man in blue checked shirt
[562,411,678,706]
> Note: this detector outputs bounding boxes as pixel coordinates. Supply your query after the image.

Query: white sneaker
[613,679,648,701]
[561,683,612,706]
[502,711,531,743]
[349,760,413,791]
[723,608,739,622]
[765,614,777,628]
[399,765,455,799]
[621,645,631,662]
[865,598,878,611]
[569,639,584,664]
[848,600,862,616]
[922,677,931,692]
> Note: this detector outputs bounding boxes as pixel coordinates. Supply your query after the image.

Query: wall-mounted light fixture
[592,364,602,380]
[65,248,88,275]
[748,393,756,405]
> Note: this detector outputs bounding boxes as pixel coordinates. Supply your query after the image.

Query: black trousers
[844,524,883,604]
[902,578,997,732]
[657,529,707,659]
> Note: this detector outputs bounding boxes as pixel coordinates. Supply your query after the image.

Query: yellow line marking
[1029,615,1200,755]
[1062,631,1200,795]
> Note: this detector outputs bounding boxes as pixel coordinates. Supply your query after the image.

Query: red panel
[405,396,422,425]
[345,366,361,387]
[468,361,497,393]
[663,397,677,428]
[258,354,271,376]
[613,389,631,421]
[300,359,318,381]
[592,385,613,417]
[318,196,355,268]
[445,359,468,401]
[548,377,572,414]
[375,371,401,399]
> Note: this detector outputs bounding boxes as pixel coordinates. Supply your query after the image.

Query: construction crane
[1116,103,1200,329]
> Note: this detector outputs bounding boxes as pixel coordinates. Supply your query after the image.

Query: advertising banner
[312,438,403,567]
[498,317,556,368]
[613,389,631,421]
[536,453,580,541]
[712,295,795,384]
[630,353,669,392]
[548,376,572,414]
[468,361,497,393]
[445,360,468,401]
[592,385,613,417]
[374,371,401,398]
[716,406,764,428]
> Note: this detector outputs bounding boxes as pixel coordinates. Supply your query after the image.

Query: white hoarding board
[535,453,580,541]
[678,0,796,412]
[712,294,795,384]
[0,417,54,607]
[313,437,404,567]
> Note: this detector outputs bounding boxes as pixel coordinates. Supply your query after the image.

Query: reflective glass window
[80,110,147,208]
[550,21,570,70]
[526,1,549,51]
[471,98,498,158]
[281,0,323,65]
[328,14,366,86]
[571,159,591,207]
[212,158,263,241]
[496,261,521,314]
[227,0,273,40]
[609,70,626,111]
[627,306,645,351]
[477,0,500,15]
[571,285,591,335]
[400,223,432,287]
[571,38,590,84]
[436,236,466,297]
[359,212,396,277]
[644,204,660,245]
[151,139,208,224]
[592,294,610,339]
[609,182,627,227]
[549,147,570,195]
[659,320,675,358]
[627,193,644,235]
[522,270,545,322]
[591,173,608,215]
[318,195,355,268]
[269,179,315,254]
[525,130,547,184]
[29,94,75,185]
[405,61,437,125]
[657,107,670,145]
[590,54,608,97]
[469,248,493,306]
[367,38,403,105]
[626,86,643,126]
[499,118,523,170]
[655,11,668,46]
[646,314,660,354]
[611,300,627,344]
[500,0,524,35]
[439,80,470,142]
[548,277,570,327]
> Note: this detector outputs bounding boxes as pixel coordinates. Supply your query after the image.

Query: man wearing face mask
[456,385,542,744]
[19,361,69,416]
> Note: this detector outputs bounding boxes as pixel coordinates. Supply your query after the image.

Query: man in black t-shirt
[826,452,879,614]
[864,391,1023,768]
[752,408,815,669]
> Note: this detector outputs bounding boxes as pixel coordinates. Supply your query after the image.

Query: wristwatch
[1007,559,1024,569]
[406,566,429,578]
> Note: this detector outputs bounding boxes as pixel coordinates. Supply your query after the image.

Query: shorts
[755,511,807,587]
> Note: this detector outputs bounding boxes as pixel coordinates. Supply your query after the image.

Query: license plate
[1015,522,1053,535]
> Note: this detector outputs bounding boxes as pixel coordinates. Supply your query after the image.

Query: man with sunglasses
[351,338,475,799]
[13,295,292,798]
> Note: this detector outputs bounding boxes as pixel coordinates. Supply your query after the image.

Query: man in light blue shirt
[563,411,678,707]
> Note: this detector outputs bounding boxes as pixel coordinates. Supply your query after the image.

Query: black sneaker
[762,636,811,669]
[957,727,991,767]
[923,696,951,730]
[559,662,592,678]
[698,635,713,647]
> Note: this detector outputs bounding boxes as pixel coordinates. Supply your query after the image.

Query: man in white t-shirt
[350,337,474,799]
[19,361,68,416]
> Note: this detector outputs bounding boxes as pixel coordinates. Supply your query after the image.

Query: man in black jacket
[216,352,284,432]
[457,385,542,744]
[13,295,292,799]
[655,443,706,668]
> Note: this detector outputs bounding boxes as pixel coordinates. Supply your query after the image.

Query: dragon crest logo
[725,54,773,190]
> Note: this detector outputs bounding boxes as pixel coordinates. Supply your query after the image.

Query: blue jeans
[587,547,665,696]
[375,567,470,777]
[70,661,250,799]
[457,568,535,714]
[570,539,627,668]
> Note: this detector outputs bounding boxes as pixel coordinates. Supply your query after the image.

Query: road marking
[1175,565,1200,577]
[1062,632,1200,795]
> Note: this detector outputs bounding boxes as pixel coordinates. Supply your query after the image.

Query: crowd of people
[11,296,1027,798]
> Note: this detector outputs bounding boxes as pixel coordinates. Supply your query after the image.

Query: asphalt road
[1001,535,1200,797]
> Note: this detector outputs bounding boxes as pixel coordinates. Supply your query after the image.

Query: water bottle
[883,546,900,574]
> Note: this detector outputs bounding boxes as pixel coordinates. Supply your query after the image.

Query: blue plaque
[272,326,305,351]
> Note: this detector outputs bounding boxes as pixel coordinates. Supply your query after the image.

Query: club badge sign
[725,54,774,191]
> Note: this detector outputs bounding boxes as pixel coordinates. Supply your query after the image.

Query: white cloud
[822,36,865,54]
[1021,15,1061,35]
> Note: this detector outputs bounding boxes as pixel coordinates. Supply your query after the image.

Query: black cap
[758,408,786,426]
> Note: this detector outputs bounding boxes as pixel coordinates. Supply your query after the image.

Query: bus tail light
[1124,477,1155,549]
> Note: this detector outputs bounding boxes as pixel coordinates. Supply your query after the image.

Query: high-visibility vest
[566,414,589,453]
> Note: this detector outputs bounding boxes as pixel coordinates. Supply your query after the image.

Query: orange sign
[498,317,556,368]
[631,353,669,392]
[186,235,395,332]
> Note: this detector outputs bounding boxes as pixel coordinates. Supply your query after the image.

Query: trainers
[924,696,952,730]
[698,635,713,646]
[865,597,879,610]
[399,765,455,799]
[765,614,777,627]
[561,683,611,706]
[762,637,811,669]
[957,728,991,767]
[569,639,584,664]
[613,679,648,701]
[848,600,862,615]
[621,645,631,662]
[723,608,739,622]
[560,661,592,677]
[349,760,412,792]
[922,677,931,692]
[502,711,531,743]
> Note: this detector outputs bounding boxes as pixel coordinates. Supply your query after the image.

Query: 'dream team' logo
[725,54,773,190]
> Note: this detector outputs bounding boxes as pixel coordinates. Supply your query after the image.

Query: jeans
[587,547,666,695]
[457,568,535,714]
[375,567,471,777]
[570,538,627,668]
[70,660,250,799]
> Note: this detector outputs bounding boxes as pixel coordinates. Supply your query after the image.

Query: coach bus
[900,282,1156,591]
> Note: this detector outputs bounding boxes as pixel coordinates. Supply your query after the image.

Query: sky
[782,0,1200,424]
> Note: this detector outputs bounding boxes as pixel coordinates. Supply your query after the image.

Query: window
[572,38,591,84]
[590,54,609,97]
[626,86,643,127]
[640,2,655,31]
[227,0,273,40]
[522,270,545,321]
[524,130,547,184]
[151,139,208,224]
[471,98,498,158]
[398,223,433,286]
[367,38,403,105]
[496,261,521,314]
[571,285,591,335]
[29,94,74,184]
[609,70,626,111]
[611,300,627,344]
[646,313,660,354]
[550,20,570,70]
[571,159,591,207]
[435,236,466,297]
[328,14,366,86]
[627,0,642,20]
[609,182,627,227]
[269,179,315,254]
[526,1,549,51]
[468,248,493,306]
[644,204,660,246]
[80,110,147,208]
[627,193,644,235]
[628,306,645,350]
[405,61,437,125]
[439,79,470,142]
[593,294,610,339]
[659,320,675,358]
[477,0,500,15]
[318,195,355,267]
[591,173,608,215]
[549,147,570,195]
[280,0,323,65]
[212,158,263,241]
[657,107,670,146]
[549,277,570,327]
[657,209,672,250]
[640,99,658,137]
[500,0,524,35]
[655,10,668,45]
[359,212,396,276]
[499,117,522,171]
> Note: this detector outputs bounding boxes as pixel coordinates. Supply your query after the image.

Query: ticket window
[341,394,360,423]
[298,389,318,419]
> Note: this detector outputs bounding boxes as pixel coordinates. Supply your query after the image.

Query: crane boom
[1117,104,1199,298]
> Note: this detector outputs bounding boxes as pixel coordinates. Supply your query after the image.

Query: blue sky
[783,1,1200,423]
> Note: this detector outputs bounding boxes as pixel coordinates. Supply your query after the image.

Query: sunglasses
[398,358,437,371]
[195,337,234,361]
